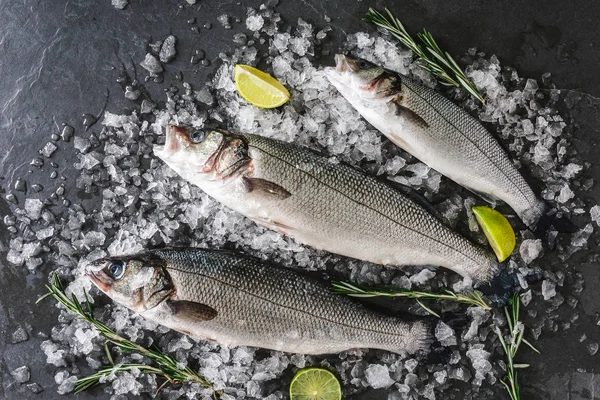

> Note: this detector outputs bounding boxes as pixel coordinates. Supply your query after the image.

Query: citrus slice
[290,367,342,400]
[472,205,516,262]
[234,64,290,108]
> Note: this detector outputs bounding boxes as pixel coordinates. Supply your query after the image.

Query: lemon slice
[472,206,516,262]
[289,367,342,400]
[234,64,290,108]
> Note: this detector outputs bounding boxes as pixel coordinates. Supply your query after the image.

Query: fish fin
[167,300,218,322]
[385,179,444,221]
[389,97,430,129]
[465,188,499,206]
[243,177,291,200]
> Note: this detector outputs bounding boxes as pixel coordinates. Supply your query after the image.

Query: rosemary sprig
[37,272,216,396]
[332,281,490,318]
[364,7,486,104]
[493,293,540,400]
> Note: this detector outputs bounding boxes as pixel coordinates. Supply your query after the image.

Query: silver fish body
[154,126,497,283]
[324,55,544,227]
[87,249,431,355]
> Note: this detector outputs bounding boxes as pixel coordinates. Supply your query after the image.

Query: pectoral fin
[389,97,430,130]
[167,300,218,322]
[243,177,291,200]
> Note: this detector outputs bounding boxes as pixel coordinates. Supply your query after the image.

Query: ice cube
[140,53,163,74]
[519,239,543,264]
[409,269,436,285]
[542,280,556,300]
[364,364,395,389]
[24,198,44,220]
[11,366,30,383]
[466,346,492,386]
[520,290,532,307]
[246,15,264,31]
[435,321,457,346]
[40,142,58,158]
[590,205,600,226]
[112,0,128,9]
[159,35,177,63]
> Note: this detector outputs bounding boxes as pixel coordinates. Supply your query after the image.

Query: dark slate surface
[1,0,599,399]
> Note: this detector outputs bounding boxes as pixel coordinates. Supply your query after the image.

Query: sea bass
[87,248,432,354]
[153,125,498,283]
[324,55,545,228]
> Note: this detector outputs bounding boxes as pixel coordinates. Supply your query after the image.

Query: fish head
[153,125,226,176]
[324,54,399,100]
[86,254,174,312]
[154,125,251,180]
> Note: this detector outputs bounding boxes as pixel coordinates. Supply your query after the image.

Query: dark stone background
[1,0,599,399]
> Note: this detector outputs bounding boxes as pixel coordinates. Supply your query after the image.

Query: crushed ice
[2,4,597,399]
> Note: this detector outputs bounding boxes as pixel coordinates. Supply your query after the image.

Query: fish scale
[93,249,432,355]
[325,55,544,227]
[154,126,499,283]
[401,79,537,213]
[245,134,497,281]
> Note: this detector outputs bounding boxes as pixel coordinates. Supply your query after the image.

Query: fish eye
[190,130,207,143]
[356,59,373,69]
[107,261,125,279]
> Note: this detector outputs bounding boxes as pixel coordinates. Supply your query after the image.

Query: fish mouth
[154,124,192,158]
[86,270,111,293]
[334,54,348,72]
[323,55,348,84]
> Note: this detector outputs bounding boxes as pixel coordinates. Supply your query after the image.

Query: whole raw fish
[324,55,545,228]
[154,125,498,283]
[87,248,432,354]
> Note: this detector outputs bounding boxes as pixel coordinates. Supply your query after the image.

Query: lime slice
[234,64,290,108]
[289,367,342,400]
[472,206,516,262]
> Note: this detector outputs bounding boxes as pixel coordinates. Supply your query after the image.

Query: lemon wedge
[234,64,290,108]
[289,367,342,400]
[472,206,516,262]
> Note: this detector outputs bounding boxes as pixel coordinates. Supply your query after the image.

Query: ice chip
[140,53,163,74]
[541,280,556,300]
[365,364,395,389]
[24,198,44,220]
[519,239,543,264]
[246,15,264,31]
[11,366,30,383]
[435,321,457,346]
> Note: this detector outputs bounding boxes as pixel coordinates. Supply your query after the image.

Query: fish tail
[477,266,518,307]
[410,320,435,354]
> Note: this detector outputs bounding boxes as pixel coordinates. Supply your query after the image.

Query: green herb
[332,281,490,318]
[37,272,217,396]
[494,293,540,400]
[364,7,486,104]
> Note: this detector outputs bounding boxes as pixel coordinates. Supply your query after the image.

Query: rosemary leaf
[38,272,216,396]
[364,7,486,104]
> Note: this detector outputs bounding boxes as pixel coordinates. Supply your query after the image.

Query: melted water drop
[61,125,74,142]
[30,158,44,168]
[82,113,97,131]
[14,178,26,192]
[6,194,17,204]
